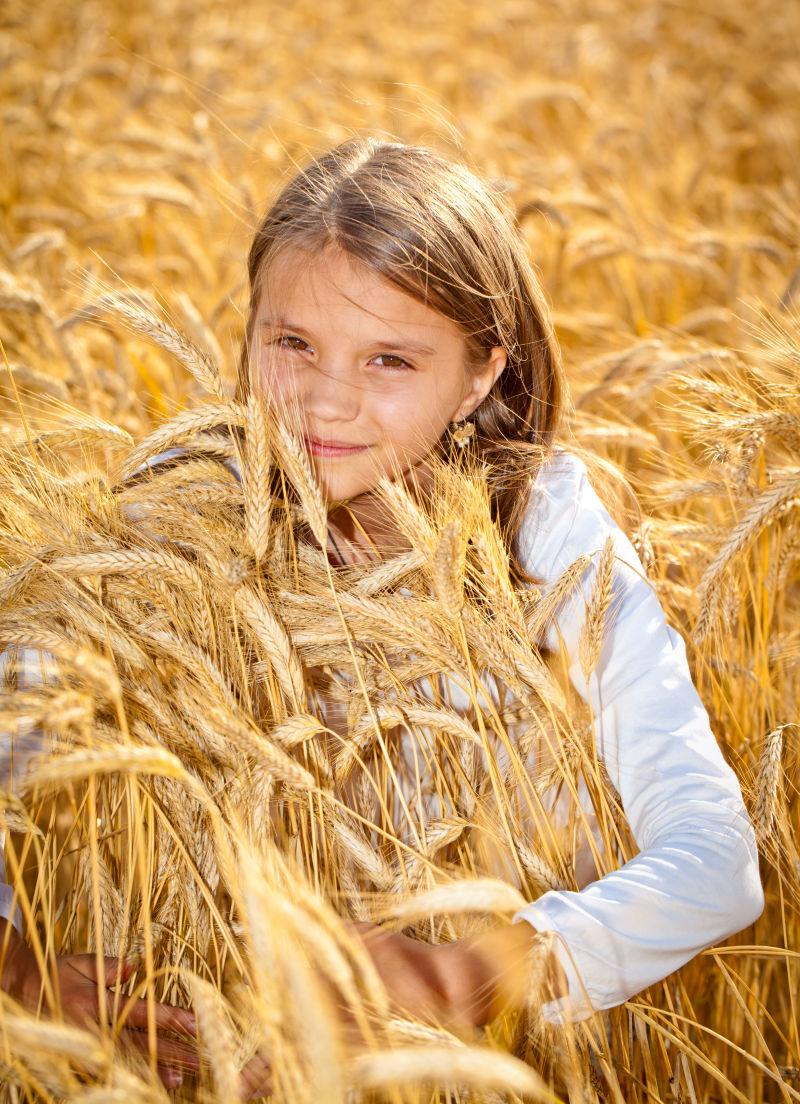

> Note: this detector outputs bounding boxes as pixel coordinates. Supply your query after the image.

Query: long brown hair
[236,136,569,586]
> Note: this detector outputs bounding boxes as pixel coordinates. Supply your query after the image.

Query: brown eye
[276,335,309,351]
[374,353,412,372]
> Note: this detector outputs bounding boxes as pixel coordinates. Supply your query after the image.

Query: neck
[329,455,437,558]
[328,497,409,557]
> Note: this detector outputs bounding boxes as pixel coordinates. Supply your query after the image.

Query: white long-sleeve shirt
[0,444,764,1024]
[504,447,764,1022]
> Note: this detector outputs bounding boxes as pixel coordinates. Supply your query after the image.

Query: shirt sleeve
[0,645,58,934]
[511,448,765,1024]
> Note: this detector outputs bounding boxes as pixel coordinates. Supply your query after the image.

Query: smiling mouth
[303,435,370,456]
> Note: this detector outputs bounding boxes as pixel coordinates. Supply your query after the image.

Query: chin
[315,474,370,504]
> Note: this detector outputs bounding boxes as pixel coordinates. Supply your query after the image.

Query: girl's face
[251,244,506,506]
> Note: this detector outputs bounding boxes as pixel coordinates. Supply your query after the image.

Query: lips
[303,434,369,456]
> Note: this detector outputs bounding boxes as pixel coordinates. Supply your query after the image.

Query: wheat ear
[243,394,273,565]
[432,518,467,618]
[754,725,785,846]
[271,419,328,546]
[118,402,245,480]
[348,1046,554,1100]
[578,535,617,682]
[235,586,305,709]
[95,291,224,398]
[376,878,527,923]
[188,974,241,1101]
[694,469,800,643]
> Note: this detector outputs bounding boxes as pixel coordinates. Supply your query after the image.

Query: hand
[345,919,565,1032]
[451,920,568,1025]
[0,919,198,1091]
[345,920,458,1029]
[237,1050,273,1100]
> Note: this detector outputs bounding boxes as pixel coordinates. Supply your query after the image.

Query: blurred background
[2,0,797,421]
[1,2,799,1100]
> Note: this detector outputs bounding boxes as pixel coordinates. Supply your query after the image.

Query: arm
[510,449,765,1023]
[338,918,567,1033]
[0,644,58,934]
[0,841,20,934]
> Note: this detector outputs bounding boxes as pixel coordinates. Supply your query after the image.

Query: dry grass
[0,0,798,1100]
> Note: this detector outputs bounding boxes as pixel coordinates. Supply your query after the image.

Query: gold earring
[450,418,476,448]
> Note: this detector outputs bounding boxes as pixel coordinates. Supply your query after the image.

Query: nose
[299,359,362,429]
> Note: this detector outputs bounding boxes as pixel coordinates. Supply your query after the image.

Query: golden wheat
[243,394,273,565]
[577,534,617,683]
[0,3,797,1099]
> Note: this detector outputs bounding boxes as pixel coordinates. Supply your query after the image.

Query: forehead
[257,244,464,347]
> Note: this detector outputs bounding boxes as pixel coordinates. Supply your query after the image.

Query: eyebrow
[260,318,436,357]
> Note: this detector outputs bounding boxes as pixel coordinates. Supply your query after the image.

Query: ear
[456,346,508,420]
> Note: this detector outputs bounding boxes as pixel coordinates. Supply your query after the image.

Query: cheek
[372,386,452,457]
[256,352,296,403]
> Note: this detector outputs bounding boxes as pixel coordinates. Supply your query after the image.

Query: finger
[59,958,198,1044]
[158,1065,185,1091]
[239,1053,273,1100]
[123,996,197,1038]
[104,956,138,987]
[346,919,381,938]
[121,1027,201,1072]
[62,954,136,987]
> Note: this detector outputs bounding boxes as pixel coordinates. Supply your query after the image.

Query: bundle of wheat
[0,368,614,1099]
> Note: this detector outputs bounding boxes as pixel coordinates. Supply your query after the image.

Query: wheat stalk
[694,469,800,643]
[432,519,467,619]
[118,402,245,480]
[95,291,224,398]
[242,394,273,565]
[578,534,617,682]
[754,725,785,846]
[271,418,328,546]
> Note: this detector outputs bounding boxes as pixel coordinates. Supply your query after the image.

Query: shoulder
[522,445,592,527]
[123,445,242,486]
[516,446,595,575]
[517,445,644,589]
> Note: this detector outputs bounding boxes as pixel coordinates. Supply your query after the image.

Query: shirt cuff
[511,904,598,1024]
[0,883,22,935]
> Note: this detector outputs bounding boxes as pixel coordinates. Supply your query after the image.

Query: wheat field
[0,0,798,1101]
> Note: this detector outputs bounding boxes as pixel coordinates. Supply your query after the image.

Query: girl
[0,136,764,1092]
